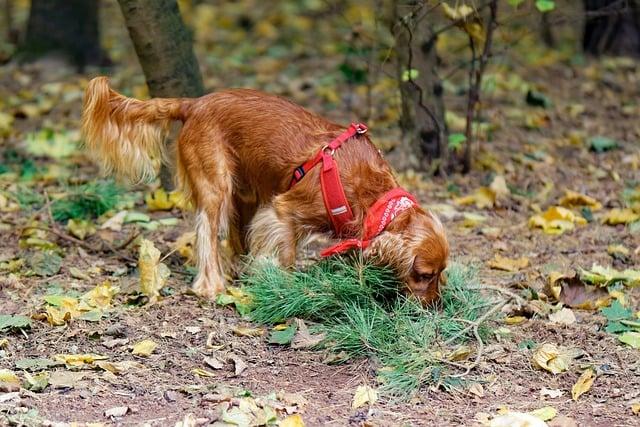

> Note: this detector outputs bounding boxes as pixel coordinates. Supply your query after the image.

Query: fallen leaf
[547,271,610,309]
[29,251,62,277]
[488,254,530,272]
[0,314,32,331]
[601,208,640,225]
[529,206,587,234]
[174,231,196,263]
[82,281,119,309]
[580,264,640,287]
[233,326,264,337]
[489,412,547,427]
[100,210,128,231]
[49,370,84,389]
[145,188,174,211]
[68,267,91,281]
[230,354,247,376]
[540,387,564,398]
[66,219,96,240]
[352,385,378,409]
[14,358,57,371]
[269,323,297,345]
[132,339,158,356]
[529,406,557,422]
[104,406,129,418]
[571,368,595,401]
[504,316,527,325]
[619,332,640,349]
[532,343,582,374]
[192,368,216,378]
[559,190,602,210]
[0,369,20,392]
[548,308,576,325]
[280,414,305,427]
[23,371,49,392]
[455,187,496,209]
[204,356,225,370]
[53,353,108,368]
[95,360,144,374]
[138,239,170,302]
[632,403,640,415]
[469,383,484,397]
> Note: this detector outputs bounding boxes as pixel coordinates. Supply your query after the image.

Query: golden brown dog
[81,77,449,304]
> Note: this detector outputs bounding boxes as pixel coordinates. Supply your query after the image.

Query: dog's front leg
[247,205,297,266]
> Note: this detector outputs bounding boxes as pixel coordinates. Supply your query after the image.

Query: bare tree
[389,0,446,174]
[583,0,640,56]
[19,0,105,68]
[117,0,204,188]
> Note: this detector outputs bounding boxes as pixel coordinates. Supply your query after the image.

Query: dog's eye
[419,273,435,282]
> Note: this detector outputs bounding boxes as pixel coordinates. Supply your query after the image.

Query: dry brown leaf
[488,254,530,272]
[132,339,158,357]
[352,385,378,409]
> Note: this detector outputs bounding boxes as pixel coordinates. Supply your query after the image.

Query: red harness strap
[289,123,368,234]
[289,123,419,257]
[320,188,418,257]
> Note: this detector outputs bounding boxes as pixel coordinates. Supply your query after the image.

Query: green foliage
[241,258,491,397]
[448,133,467,150]
[589,136,618,153]
[50,180,122,222]
[0,314,32,332]
[535,0,555,12]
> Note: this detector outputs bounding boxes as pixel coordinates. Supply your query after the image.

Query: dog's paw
[192,277,225,300]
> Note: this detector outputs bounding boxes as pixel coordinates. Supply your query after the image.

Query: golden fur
[81,77,449,305]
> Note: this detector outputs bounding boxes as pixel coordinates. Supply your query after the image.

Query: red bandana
[320,188,418,257]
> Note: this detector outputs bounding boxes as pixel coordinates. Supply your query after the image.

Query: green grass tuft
[240,257,492,398]
[51,180,122,222]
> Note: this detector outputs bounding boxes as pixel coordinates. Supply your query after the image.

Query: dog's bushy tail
[81,76,189,183]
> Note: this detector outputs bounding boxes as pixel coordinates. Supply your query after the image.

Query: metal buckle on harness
[322,145,335,156]
[354,123,368,134]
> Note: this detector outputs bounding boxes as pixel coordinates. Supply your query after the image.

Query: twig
[467,283,528,306]
[444,299,506,346]
[23,225,98,252]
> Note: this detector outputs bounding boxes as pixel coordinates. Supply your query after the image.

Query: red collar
[289,123,419,257]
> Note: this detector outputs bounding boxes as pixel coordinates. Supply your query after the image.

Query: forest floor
[1,2,640,426]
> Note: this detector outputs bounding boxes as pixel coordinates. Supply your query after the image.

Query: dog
[81,77,449,305]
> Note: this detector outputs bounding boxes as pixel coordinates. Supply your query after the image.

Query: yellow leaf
[66,219,96,240]
[192,368,216,378]
[442,3,474,21]
[352,385,378,409]
[455,187,496,209]
[132,339,158,357]
[462,212,487,228]
[0,338,8,348]
[488,254,530,272]
[138,239,170,302]
[631,403,640,415]
[232,327,264,337]
[607,244,630,257]
[54,353,108,367]
[82,281,119,309]
[528,406,558,421]
[489,413,547,427]
[0,111,14,137]
[280,414,305,427]
[173,231,196,263]
[0,369,20,392]
[145,188,174,211]
[571,368,595,401]
[504,316,527,325]
[532,343,581,374]
[559,190,602,211]
[601,208,640,225]
[529,206,586,234]
[448,345,472,361]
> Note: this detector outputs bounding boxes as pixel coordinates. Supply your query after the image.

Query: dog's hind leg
[179,133,234,300]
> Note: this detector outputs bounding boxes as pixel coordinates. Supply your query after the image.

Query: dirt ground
[1,2,640,426]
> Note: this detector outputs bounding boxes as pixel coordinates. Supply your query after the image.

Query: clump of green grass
[241,257,492,398]
[51,180,122,221]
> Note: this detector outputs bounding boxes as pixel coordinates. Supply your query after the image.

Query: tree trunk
[19,0,105,68]
[583,0,640,57]
[117,0,205,189]
[389,1,446,174]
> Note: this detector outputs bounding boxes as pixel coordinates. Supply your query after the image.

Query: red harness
[289,123,418,257]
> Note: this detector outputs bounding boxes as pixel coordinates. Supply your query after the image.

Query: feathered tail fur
[81,77,188,183]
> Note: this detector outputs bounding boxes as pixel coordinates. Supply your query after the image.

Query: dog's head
[365,207,449,305]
